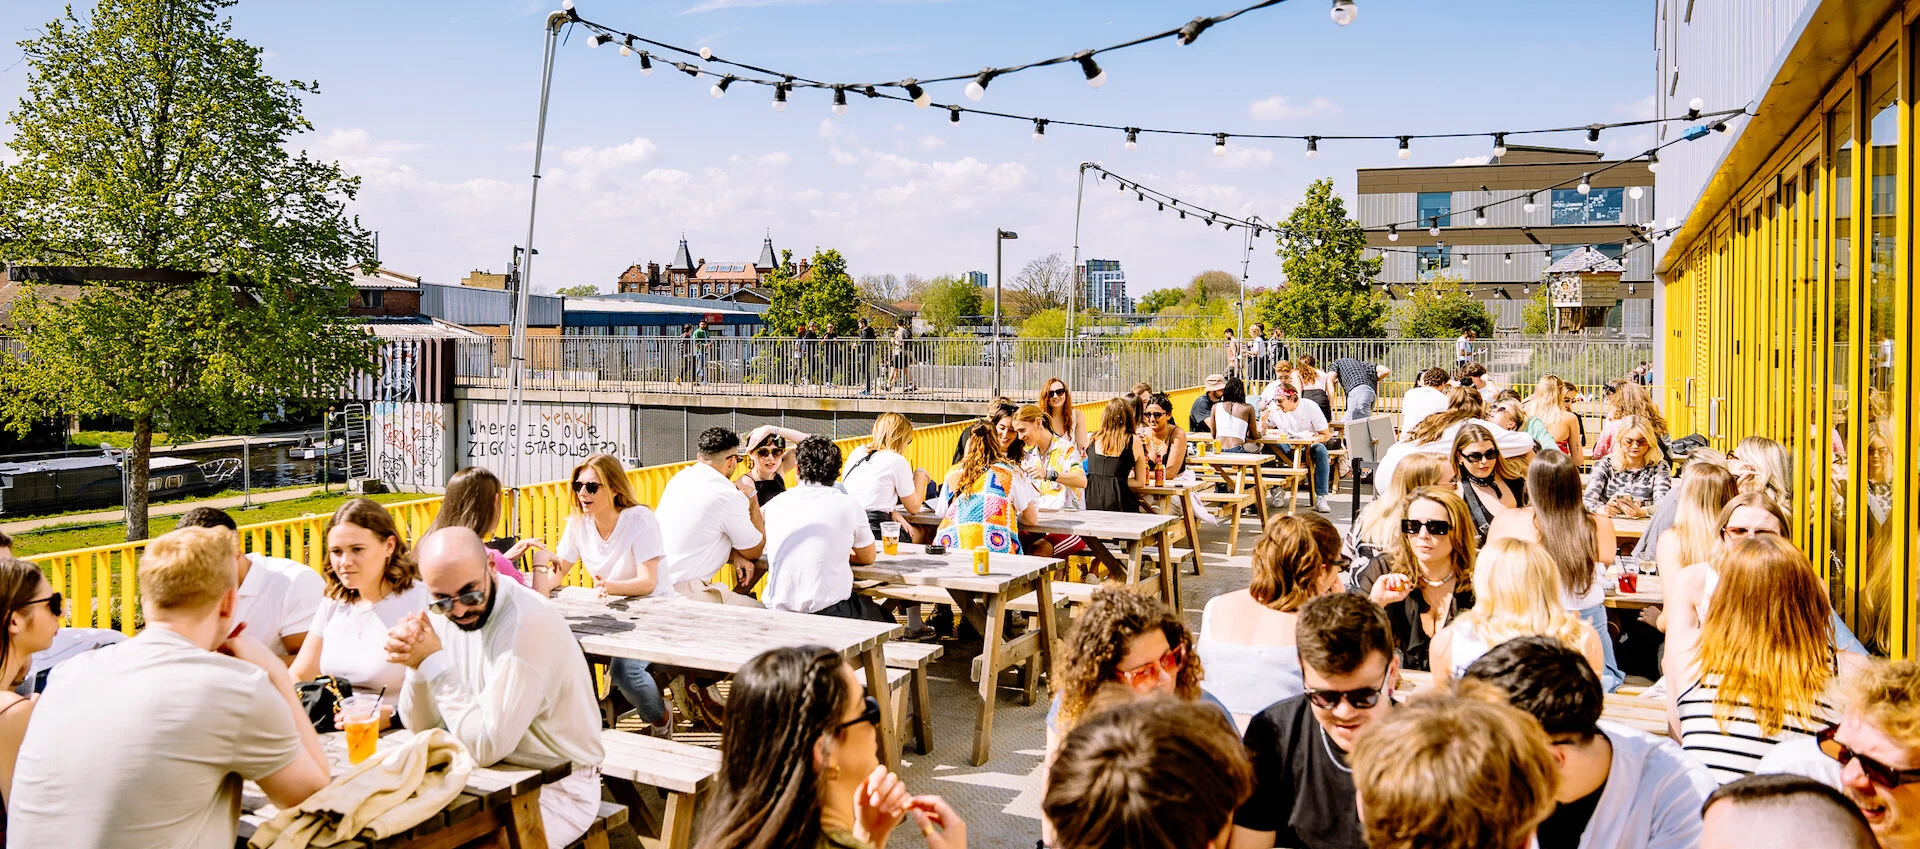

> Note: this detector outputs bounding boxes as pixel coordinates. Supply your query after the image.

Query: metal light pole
[503,10,570,490]
[1239,215,1265,347]
[1069,163,1092,340]
[994,228,1018,399]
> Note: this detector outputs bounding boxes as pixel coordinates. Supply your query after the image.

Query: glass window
[1417,192,1452,228]
[1417,245,1450,274]
[1548,243,1625,262]
[1855,51,1898,655]
[1826,92,1853,622]
[1550,188,1624,224]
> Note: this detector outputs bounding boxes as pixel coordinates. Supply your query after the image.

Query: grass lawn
[67,429,189,449]
[14,490,426,557]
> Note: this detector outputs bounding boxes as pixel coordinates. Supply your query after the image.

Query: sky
[0,0,1656,300]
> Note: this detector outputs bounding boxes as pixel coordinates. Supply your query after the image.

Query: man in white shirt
[1260,383,1334,514]
[1463,636,1716,849]
[655,427,765,593]
[762,436,890,621]
[1456,329,1486,369]
[177,506,325,660]
[1460,362,1502,403]
[1399,367,1454,435]
[8,526,330,848]
[387,527,606,849]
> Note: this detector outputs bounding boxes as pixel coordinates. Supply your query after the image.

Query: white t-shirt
[1561,562,1608,611]
[656,462,764,588]
[1456,335,1475,360]
[8,628,305,849]
[1263,401,1329,440]
[556,506,668,596]
[761,483,876,614]
[312,582,429,708]
[1399,386,1451,434]
[841,446,916,513]
[233,553,326,657]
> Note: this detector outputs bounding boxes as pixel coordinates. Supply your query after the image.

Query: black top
[752,476,786,507]
[1084,438,1139,514]
[1189,394,1216,434]
[1349,555,1474,672]
[1535,782,1605,849]
[1459,476,1527,543]
[1234,695,1368,849]
[1327,358,1378,392]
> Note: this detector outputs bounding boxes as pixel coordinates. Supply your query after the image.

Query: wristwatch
[1047,469,1059,483]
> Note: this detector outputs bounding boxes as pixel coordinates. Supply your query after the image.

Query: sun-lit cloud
[682,0,828,14]
[1247,95,1338,121]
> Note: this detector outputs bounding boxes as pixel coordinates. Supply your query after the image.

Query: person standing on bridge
[858,317,878,395]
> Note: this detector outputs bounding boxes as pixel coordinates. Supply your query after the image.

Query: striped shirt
[1327,358,1378,392]
[1677,673,1836,784]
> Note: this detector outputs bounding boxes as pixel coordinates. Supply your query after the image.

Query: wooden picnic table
[1397,670,1669,737]
[904,508,1180,605]
[855,544,1063,765]
[1603,572,1664,609]
[1192,451,1279,526]
[1610,516,1651,539]
[239,729,572,849]
[1137,478,1208,574]
[550,588,904,770]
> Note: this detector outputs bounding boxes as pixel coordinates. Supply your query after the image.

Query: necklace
[1466,469,1500,489]
[1318,725,1353,773]
[1420,570,1456,588]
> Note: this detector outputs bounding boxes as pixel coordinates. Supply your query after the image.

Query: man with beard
[387,527,604,849]
[1825,659,1920,848]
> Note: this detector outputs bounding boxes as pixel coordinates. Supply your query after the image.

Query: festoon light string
[556,0,1746,158]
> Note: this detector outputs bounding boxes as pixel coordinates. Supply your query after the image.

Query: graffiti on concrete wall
[371,402,449,490]
[461,402,631,484]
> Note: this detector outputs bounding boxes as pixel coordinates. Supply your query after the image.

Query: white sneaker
[1314,496,1332,513]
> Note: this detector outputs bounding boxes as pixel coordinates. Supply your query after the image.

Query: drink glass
[340,694,382,764]
[1617,557,1640,594]
[880,521,901,555]
[972,546,990,575]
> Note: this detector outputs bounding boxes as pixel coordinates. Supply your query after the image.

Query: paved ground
[0,485,325,535]
[617,487,1360,847]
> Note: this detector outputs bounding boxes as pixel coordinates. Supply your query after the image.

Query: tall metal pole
[1238,215,1264,351]
[1069,163,1090,340]
[505,11,569,490]
[993,231,1004,399]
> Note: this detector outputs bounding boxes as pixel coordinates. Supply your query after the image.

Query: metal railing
[455,335,1656,410]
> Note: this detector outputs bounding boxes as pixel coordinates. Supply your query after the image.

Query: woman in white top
[1206,376,1262,452]
[1037,377,1090,450]
[1197,514,1344,721]
[548,453,671,732]
[292,498,428,722]
[841,412,931,540]
[1641,462,1738,633]
[1431,537,1604,684]
[0,558,62,808]
[1485,449,1620,691]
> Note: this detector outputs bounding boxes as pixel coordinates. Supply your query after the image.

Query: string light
[1397,136,1411,160]
[1628,186,1644,200]
[1646,150,1660,172]
[1473,207,1487,226]
[699,46,713,60]
[1074,51,1107,87]
[1586,125,1601,143]
[965,69,995,101]
[619,36,634,56]
[1330,0,1358,26]
[948,106,961,124]
[1387,225,1398,241]
[638,52,652,75]
[1305,136,1319,159]
[711,75,734,98]
[1577,173,1592,194]
[589,33,613,48]
[903,80,930,108]
[1032,118,1047,140]
[1685,97,1704,120]
[1428,218,1441,237]
[1492,132,1508,157]
[832,86,848,115]
[772,83,788,111]
[1504,253,1513,264]
[1523,193,1537,214]
[1214,133,1228,157]
[1125,128,1139,150]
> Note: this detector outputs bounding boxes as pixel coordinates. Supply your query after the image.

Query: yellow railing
[30,390,1198,629]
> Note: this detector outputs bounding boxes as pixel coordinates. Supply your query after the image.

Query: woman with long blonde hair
[1522,374,1584,464]
[1351,486,1478,671]
[1486,449,1620,690]
[1726,435,1793,512]
[1592,381,1669,459]
[1675,535,1867,783]
[1431,538,1603,683]
[1652,463,1739,584]
[1583,415,1670,519]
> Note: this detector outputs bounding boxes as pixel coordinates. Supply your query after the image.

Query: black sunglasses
[1401,518,1452,536]
[834,695,882,733]
[1304,674,1390,710]
[1819,724,1920,788]
[570,480,601,494]
[1047,388,1068,398]
[1458,449,1496,464]
[23,592,61,619]
[1141,411,1165,419]
[427,588,488,615]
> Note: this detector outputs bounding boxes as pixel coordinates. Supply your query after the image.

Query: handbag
[296,675,353,732]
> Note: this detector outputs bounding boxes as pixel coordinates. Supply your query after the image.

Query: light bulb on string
[1397,136,1411,160]
[1461,252,1470,265]
[1427,218,1440,237]
[1587,126,1601,144]
[711,75,733,98]
[1157,202,1164,211]
[1473,207,1487,226]
[772,84,788,111]
[1206,215,1215,227]
[1075,52,1107,88]
[1577,173,1591,195]
[1646,150,1661,172]
[619,37,633,57]
[1179,210,1186,220]
[589,33,612,48]
[1136,191,1144,202]
[831,86,848,115]
[965,70,994,101]
[1492,132,1508,158]
[638,52,653,75]
[1504,253,1513,265]
[1032,118,1047,141]
[699,46,713,60]
[903,80,930,108]
[1387,226,1399,242]
[948,106,961,124]
[1214,133,1228,157]
[561,0,574,9]
[1124,128,1139,150]
[1330,0,1357,26]
[1305,137,1319,159]
[1686,97,1704,119]
[1523,193,1537,214]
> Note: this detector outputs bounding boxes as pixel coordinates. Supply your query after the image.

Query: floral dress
[934,462,1025,553]
[1022,436,1086,511]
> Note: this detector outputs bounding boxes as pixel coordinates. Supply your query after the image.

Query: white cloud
[682,0,827,14]
[818,119,844,141]
[917,134,946,150]
[1216,145,1276,169]
[1247,95,1338,121]
[1449,155,1492,166]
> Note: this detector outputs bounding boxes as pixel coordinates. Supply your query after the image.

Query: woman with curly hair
[1196,514,1345,717]
[291,498,426,721]
[1046,584,1225,755]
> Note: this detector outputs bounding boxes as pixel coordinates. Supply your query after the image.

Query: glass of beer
[340,694,382,764]
[880,521,901,556]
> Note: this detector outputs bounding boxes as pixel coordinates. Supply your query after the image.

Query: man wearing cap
[1191,373,1226,433]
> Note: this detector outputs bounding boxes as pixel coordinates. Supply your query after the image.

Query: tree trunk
[125,417,153,543]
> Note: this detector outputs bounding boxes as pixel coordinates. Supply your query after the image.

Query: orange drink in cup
[340,694,381,764]
[880,521,901,556]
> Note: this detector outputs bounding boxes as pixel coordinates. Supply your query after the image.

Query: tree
[555,284,600,297]
[763,247,859,334]
[761,249,804,335]
[857,272,908,303]
[1009,252,1071,316]
[1521,287,1555,335]
[917,276,981,334]
[1187,270,1239,305]
[0,0,375,541]
[1257,178,1389,339]
[1138,287,1184,314]
[1396,273,1495,338]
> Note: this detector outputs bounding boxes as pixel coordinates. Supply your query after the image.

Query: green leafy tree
[1138,287,1184,314]
[761,248,805,335]
[1129,299,1235,340]
[0,0,375,541]
[1396,273,1495,338]
[917,276,982,334]
[555,284,600,297]
[1521,287,1555,334]
[1256,178,1389,338]
[799,248,860,334]
[1186,270,1239,305]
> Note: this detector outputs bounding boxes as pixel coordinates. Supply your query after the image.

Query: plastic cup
[880,522,901,555]
[340,694,382,764]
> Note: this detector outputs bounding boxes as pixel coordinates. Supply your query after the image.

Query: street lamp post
[995,228,1018,398]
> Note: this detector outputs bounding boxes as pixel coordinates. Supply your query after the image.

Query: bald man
[1701,774,1877,849]
[386,527,605,849]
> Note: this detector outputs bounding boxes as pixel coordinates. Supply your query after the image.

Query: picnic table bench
[903,508,1180,606]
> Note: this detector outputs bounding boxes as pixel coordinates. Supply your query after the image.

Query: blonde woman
[1674,535,1870,783]
[1726,436,1793,511]
[1487,449,1620,690]
[1592,382,1669,460]
[1649,464,1740,601]
[1522,374,1584,464]
[841,412,932,539]
[1430,538,1604,684]
[1350,486,1478,672]
[1353,453,1452,568]
[1583,415,1671,518]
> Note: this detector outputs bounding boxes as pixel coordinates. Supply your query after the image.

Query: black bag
[296,675,353,732]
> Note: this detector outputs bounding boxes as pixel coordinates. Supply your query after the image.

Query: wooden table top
[1397,671,1668,736]
[1604,572,1663,608]
[553,587,900,670]
[855,544,1062,594]
[1611,517,1651,539]
[1138,479,1209,497]
[1192,452,1276,466]
[906,508,1176,540]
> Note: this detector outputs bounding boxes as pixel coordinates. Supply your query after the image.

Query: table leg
[662,791,698,849]
[1251,467,1272,527]
[1082,536,1126,583]
[1178,495,1202,576]
[859,646,901,771]
[1158,528,1180,607]
[971,593,1008,765]
[1034,572,1058,692]
[503,787,549,849]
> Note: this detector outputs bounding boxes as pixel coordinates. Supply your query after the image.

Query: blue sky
[0,0,1655,298]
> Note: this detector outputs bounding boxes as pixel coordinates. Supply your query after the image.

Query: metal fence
[455,335,1656,409]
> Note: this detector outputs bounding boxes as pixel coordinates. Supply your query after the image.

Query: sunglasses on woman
[1401,519,1452,536]
[1114,644,1185,690]
[1304,674,1390,710]
[1818,724,1920,788]
[23,592,61,619]
[1141,411,1165,420]
[834,695,883,733]
[752,448,782,459]
[1457,449,1496,464]
[1048,388,1068,398]
[570,480,601,494]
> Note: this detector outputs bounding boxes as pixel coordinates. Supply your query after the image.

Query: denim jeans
[1574,604,1623,692]
[1346,385,1378,421]
[609,657,667,724]
[1276,442,1332,496]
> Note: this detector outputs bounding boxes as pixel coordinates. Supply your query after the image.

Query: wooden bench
[563,801,632,849]
[1006,578,1096,614]
[599,730,723,849]
[1138,545,1199,577]
[883,641,944,755]
[1196,491,1257,556]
